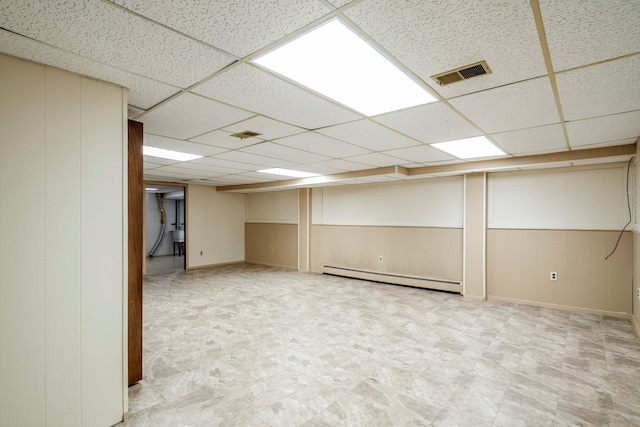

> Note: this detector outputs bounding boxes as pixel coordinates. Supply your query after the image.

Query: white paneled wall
[488,164,630,230]
[0,55,125,427]
[312,177,464,227]
[246,190,298,223]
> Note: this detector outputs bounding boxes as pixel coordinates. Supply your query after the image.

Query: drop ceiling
[1,0,638,192]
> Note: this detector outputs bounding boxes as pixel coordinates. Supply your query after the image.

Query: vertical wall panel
[298,188,310,272]
[44,67,82,426]
[0,54,125,427]
[80,78,124,427]
[0,54,46,427]
[128,120,144,386]
[464,173,487,299]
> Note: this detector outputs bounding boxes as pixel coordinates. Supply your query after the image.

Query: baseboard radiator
[322,265,462,294]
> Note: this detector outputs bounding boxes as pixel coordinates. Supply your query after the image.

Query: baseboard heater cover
[322,265,461,294]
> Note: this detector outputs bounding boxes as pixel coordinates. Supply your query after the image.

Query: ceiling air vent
[432,61,491,87]
[231,130,262,140]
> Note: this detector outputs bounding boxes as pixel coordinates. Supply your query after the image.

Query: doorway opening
[144,184,186,276]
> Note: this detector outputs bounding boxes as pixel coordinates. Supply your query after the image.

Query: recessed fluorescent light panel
[252,18,437,116]
[143,146,203,162]
[258,168,319,178]
[431,136,505,159]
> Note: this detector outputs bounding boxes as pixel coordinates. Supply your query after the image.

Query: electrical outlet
[270,245,273,252]
[636,287,640,299]
[379,255,383,262]
[200,251,203,256]
[550,271,558,281]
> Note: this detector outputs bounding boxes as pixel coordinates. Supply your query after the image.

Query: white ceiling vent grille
[432,61,491,86]
[231,130,262,139]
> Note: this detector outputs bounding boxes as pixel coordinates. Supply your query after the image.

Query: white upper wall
[312,177,464,227]
[488,164,632,230]
[246,190,298,224]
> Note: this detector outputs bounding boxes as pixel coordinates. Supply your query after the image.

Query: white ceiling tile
[143,134,228,157]
[343,153,403,167]
[236,172,283,181]
[449,77,560,134]
[0,29,180,109]
[344,0,547,98]
[383,145,456,164]
[311,159,374,172]
[143,155,177,166]
[128,105,146,119]
[192,64,362,129]
[143,162,162,170]
[489,124,568,155]
[0,1,235,88]
[566,111,640,148]
[139,93,253,139]
[211,174,270,184]
[556,56,640,121]
[540,0,640,71]
[188,156,258,171]
[190,130,264,149]
[174,161,242,174]
[110,0,329,58]
[154,166,219,178]
[325,0,353,8]
[144,170,192,179]
[240,142,331,164]
[373,102,481,143]
[317,119,419,151]
[286,164,345,175]
[276,132,370,158]
[222,116,306,141]
[571,138,637,151]
[214,150,295,167]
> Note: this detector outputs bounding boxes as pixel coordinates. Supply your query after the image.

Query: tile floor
[119,263,640,426]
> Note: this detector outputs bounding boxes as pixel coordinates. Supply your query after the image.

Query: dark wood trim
[127,120,144,386]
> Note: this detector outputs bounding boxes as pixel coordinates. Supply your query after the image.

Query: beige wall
[487,164,634,315]
[187,185,245,268]
[0,55,126,426]
[245,223,298,268]
[244,190,299,269]
[311,225,463,281]
[488,229,632,313]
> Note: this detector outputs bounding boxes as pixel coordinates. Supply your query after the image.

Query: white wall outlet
[550,271,558,281]
[636,287,640,299]
[379,255,383,262]
[269,245,273,252]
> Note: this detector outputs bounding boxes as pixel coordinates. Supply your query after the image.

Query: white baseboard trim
[322,265,461,293]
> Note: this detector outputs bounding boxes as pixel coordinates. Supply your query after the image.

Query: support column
[298,188,311,272]
[464,173,487,299]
